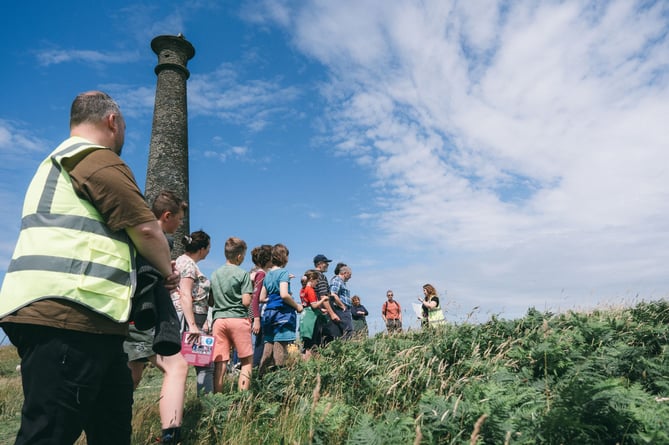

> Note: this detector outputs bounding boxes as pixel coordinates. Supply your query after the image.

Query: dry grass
[0,345,22,444]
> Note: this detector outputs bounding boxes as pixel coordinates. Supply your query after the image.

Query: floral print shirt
[171,254,211,315]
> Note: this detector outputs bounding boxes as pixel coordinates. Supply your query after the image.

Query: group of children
[205,239,317,392]
[198,239,306,393]
[190,239,368,395]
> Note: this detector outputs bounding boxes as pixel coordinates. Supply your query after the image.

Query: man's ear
[107,113,120,132]
[159,210,171,223]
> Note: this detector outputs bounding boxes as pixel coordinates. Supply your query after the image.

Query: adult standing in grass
[330,265,354,340]
[259,244,303,375]
[313,254,339,345]
[0,91,179,445]
[418,284,445,327]
[351,295,369,338]
[210,237,254,391]
[174,230,213,395]
[382,290,403,333]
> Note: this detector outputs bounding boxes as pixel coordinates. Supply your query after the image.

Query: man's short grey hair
[70,91,122,128]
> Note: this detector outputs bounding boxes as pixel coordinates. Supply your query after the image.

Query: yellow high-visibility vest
[427,300,445,324]
[0,137,136,322]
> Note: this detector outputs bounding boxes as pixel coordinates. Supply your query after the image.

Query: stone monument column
[146,34,195,257]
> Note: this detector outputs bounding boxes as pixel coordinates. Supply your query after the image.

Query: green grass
[2,300,669,444]
[0,346,22,444]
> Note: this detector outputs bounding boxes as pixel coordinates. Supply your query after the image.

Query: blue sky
[1,0,669,335]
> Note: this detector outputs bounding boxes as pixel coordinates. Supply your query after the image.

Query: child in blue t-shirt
[258,243,303,375]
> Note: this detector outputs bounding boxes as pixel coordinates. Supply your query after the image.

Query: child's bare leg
[238,356,253,390]
[258,342,274,376]
[214,361,228,393]
[273,342,288,367]
[153,353,188,428]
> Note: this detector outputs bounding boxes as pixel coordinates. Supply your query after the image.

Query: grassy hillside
[1,300,668,444]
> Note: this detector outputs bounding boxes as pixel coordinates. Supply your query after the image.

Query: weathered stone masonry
[146,34,195,257]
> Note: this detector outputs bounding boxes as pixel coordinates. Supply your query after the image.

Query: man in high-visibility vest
[0,91,179,445]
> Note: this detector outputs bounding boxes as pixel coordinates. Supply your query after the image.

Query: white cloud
[204,143,249,163]
[0,122,50,267]
[240,0,292,27]
[101,85,157,119]
[256,0,669,311]
[188,64,302,131]
[36,49,140,66]
[0,119,50,157]
[114,3,189,46]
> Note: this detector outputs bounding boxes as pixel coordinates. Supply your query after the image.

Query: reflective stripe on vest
[0,137,136,322]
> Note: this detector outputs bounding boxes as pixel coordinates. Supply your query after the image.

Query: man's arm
[125,220,174,280]
[331,292,344,309]
[320,297,339,321]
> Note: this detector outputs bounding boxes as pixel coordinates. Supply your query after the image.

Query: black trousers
[4,323,133,445]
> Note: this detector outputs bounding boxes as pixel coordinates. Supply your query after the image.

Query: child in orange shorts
[210,237,254,391]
